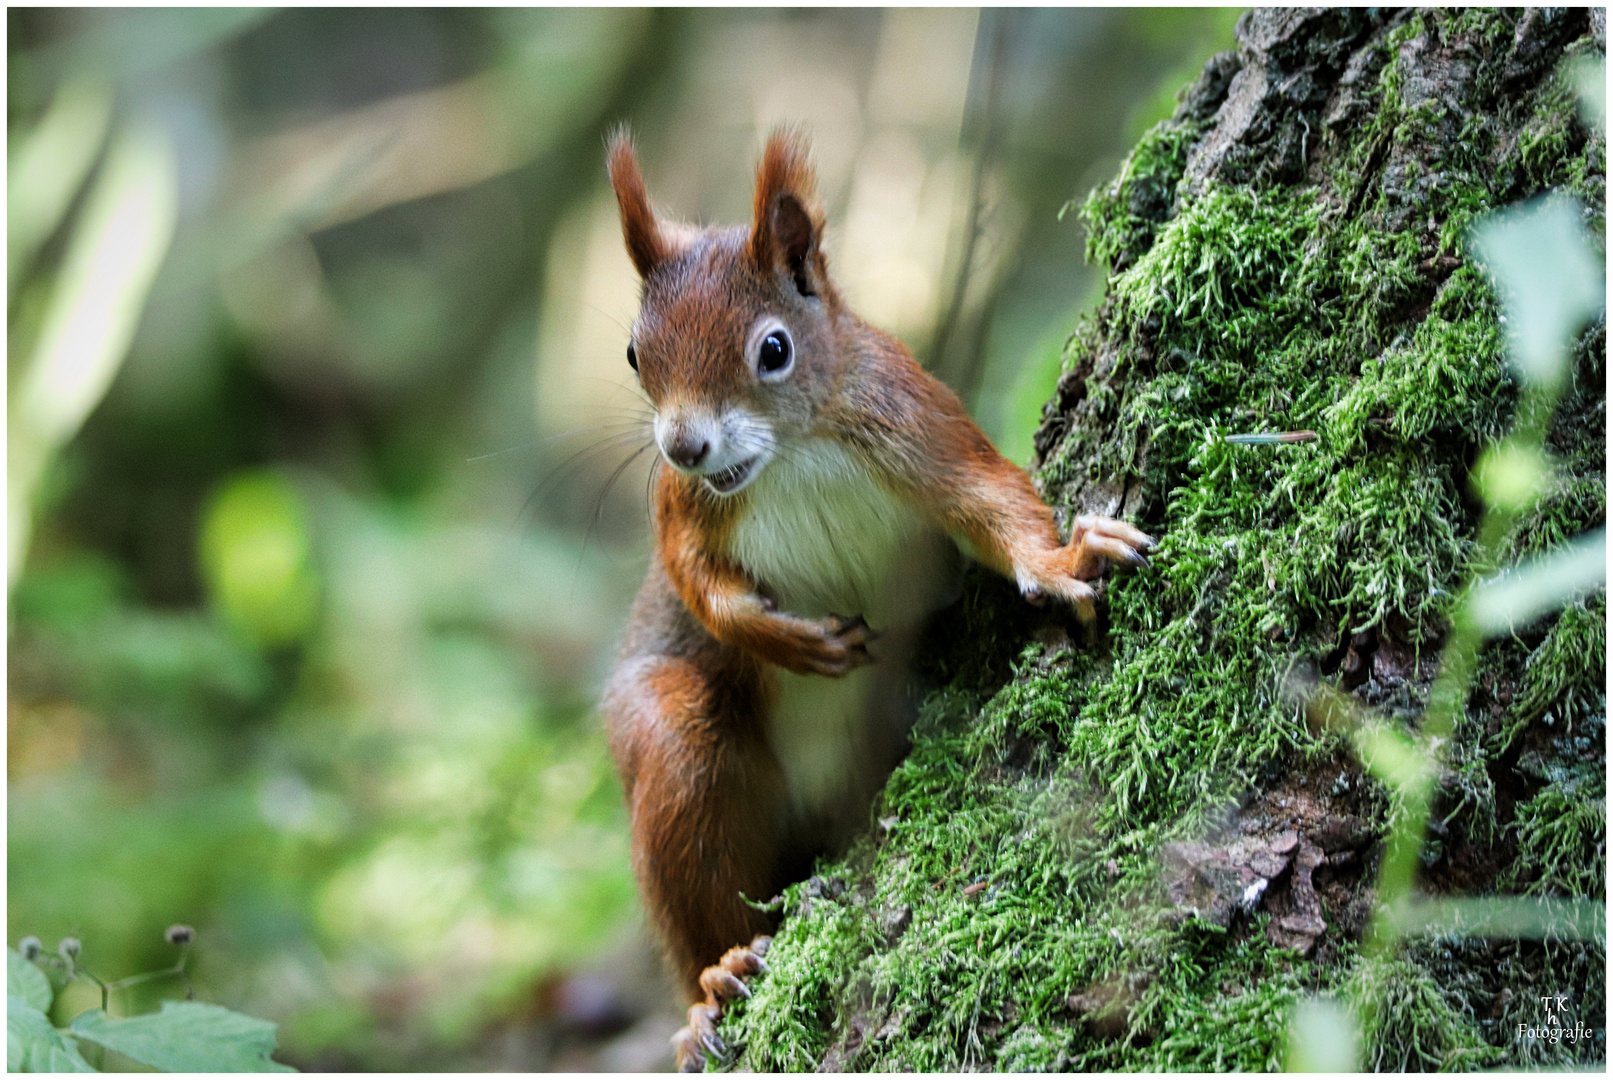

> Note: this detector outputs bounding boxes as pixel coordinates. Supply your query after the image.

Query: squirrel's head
[609,129,843,497]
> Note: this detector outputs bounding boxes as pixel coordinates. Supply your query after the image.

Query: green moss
[1065,564,1309,827]
[1079,177,1496,641]
[1112,184,1318,355]
[1346,954,1506,1071]
[1124,930,1306,1071]
[1505,477,1606,559]
[1080,119,1203,274]
[1514,45,1604,203]
[1439,8,1514,54]
[720,878,879,1071]
[1506,770,1606,897]
[725,654,1314,1072]
[1509,594,1607,736]
[1326,268,1510,443]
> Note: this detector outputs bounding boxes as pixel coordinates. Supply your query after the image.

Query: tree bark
[725,9,1605,1071]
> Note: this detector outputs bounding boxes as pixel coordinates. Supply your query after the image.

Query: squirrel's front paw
[1020,516,1156,622]
[1066,515,1155,579]
[770,613,877,677]
[672,936,772,1072]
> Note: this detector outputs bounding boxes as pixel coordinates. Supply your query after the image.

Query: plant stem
[1362,375,1562,959]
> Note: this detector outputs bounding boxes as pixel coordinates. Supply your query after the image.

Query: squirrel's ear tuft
[608,132,668,277]
[750,129,826,296]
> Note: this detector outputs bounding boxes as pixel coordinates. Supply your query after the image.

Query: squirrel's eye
[627,342,638,372]
[758,329,792,375]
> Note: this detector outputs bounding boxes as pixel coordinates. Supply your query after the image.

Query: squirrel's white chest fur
[726,438,939,818]
[727,438,926,625]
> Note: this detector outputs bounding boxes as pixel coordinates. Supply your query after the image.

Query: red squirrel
[599,130,1153,1070]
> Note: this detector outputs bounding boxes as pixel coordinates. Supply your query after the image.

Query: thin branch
[931,7,1016,404]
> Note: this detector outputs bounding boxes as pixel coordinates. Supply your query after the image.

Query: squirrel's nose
[667,437,710,470]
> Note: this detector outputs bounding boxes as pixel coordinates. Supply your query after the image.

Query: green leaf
[1386,894,1605,940]
[1469,528,1606,636]
[6,76,113,284]
[1286,996,1360,1072]
[10,115,178,589]
[199,470,319,646]
[1570,53,1606,134]
[8,950,52,1013]
[1351,721,1431,794]
[70,1001,295,1073]
[1470,195,1605,387]
[8,998,97,1073]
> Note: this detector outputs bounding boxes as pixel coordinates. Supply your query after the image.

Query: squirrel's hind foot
[672,935,772,1072]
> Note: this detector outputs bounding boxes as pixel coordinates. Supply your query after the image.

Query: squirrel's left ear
[750,130,827,297]
[608,131,670,278]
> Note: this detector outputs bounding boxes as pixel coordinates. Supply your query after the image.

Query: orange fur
[607,132,673,277]
[604,649,778,991]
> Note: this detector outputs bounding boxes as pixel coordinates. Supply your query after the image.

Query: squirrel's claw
[1072,515,1155,573]
[1075,514,1154,552]
[700,964,750,1001]
[1067,515,1156,580]
[1018,516,1156,617]
[671,936,773,1072]
[791,614,878,676]
[675,1003,721,1071]
[671,1029,700,1072]
[1012,519,1154,618]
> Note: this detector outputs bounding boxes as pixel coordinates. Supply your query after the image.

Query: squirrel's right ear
[608,133,669,278]
[750,130,827,297]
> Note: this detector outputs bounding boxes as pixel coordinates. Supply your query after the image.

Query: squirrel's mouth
[703,456,760,495]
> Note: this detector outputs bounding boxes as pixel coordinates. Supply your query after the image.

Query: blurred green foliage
[9,7,1245,1070]
[200,471,318,646]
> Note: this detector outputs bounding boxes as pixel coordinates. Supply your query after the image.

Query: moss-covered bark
[720,8,1606,1071]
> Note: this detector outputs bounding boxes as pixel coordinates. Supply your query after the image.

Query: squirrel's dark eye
[758,329,792,375]
[627,342,638,372]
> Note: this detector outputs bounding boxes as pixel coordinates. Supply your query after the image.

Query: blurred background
[8,8,1238,1070]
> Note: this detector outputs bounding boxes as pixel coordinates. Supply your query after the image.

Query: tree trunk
[723,9,1605,1070]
